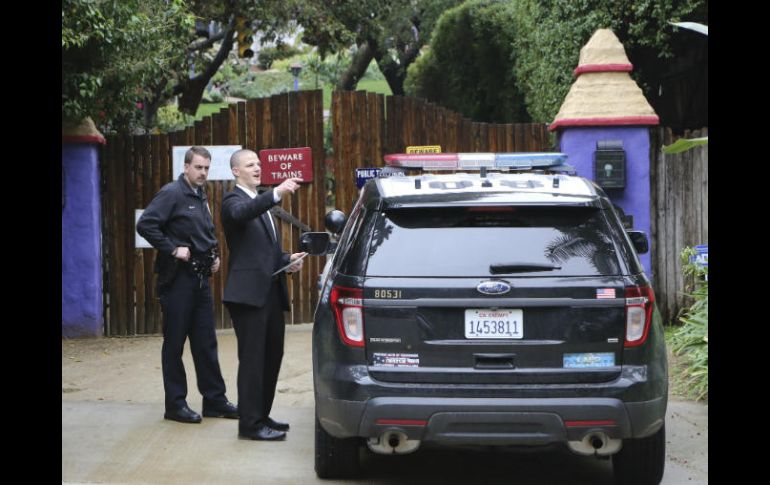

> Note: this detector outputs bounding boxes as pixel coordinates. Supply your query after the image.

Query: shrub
[668,246,708,401]
[156,104,194,132]
[404,0,530,123]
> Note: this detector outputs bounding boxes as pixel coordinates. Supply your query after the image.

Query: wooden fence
[99,88,703,335]
[101,91,326,336]
[650,127,708,325]
[331,91,553,213]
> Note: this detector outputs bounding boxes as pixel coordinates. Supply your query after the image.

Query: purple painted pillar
[558,127,652,276]
[62,120,105,337]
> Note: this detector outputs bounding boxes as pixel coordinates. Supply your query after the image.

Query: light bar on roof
[383,153,459,170]
[384,152,569,171]
[458,153,496,169]
[496,152,568,169]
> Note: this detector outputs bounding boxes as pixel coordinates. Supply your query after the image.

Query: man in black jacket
[221,149,305,441]
[137,146,238,424]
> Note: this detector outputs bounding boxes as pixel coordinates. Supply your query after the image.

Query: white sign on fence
[135,210,152,248]
[172,145,242,181]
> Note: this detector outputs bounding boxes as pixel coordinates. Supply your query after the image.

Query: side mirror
[299,232,331,256]
[325,210,347,235]
[627,231,649,254]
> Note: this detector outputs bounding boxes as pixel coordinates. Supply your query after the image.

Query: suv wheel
[315,414,361,478]
[612,424,665,485]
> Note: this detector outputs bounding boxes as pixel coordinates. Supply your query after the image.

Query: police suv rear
[308,153,667,485]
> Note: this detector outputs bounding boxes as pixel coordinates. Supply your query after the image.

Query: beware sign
[258,147,313,185]
[406,145,441,154]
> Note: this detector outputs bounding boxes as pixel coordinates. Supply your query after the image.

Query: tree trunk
[336,40,374,91]
[142,78,169,129]
[372,40,421,96]
[178,26,236,115]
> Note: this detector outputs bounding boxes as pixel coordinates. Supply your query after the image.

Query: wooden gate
[330,91,553,214]
[101,91,325,335]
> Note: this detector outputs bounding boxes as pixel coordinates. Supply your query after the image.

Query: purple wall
[557,127,652,277]
[62,144,103,337]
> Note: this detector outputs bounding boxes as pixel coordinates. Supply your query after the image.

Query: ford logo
[477,280,511,295]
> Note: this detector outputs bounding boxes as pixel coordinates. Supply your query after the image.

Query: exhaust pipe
[388,433,401,448]
[367,430,421,455]
[589,434,604,449]
[567,431,621,456]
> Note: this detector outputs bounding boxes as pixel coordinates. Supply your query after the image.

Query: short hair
[184,146,212,165]
[230,149,259,169]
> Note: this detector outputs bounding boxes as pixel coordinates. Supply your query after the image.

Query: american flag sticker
[596,288,616,299]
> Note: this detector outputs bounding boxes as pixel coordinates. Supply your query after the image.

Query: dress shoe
[164,405,202,423]
[202,401,239,419]
[238,424,287,441]
[265,416,290,431]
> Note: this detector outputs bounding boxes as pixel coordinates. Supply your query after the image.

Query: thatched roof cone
[550,29,659,131]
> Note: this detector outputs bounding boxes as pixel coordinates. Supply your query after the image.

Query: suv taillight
[330,285,364,347]
[624,286,655,347]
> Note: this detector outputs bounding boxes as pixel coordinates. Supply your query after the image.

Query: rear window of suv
[364,206,622,277]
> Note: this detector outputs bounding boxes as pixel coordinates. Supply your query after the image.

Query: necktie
[263,210,277,243]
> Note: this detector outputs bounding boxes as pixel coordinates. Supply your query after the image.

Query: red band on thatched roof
[62,135,107,145]
[574,64,633,76]
[549,116,660,132]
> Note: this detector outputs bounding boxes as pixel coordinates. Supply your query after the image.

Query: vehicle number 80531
[464,309,523,339]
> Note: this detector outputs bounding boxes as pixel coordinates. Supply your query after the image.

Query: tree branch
[178,19,236,115]
[336,40,374,90]
[188,30,227,52]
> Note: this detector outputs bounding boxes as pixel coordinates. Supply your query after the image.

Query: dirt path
[62,326,707,484]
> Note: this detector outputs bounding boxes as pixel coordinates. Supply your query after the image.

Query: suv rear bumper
[317,394,666,446]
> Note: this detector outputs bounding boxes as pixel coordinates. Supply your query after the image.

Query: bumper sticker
[563,352,615,368]
[373,353,420,367]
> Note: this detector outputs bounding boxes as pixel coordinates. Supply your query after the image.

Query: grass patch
[320,79,393,110]
[195,103,229,120]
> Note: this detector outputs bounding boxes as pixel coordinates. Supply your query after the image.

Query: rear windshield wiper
[489,262,562,274]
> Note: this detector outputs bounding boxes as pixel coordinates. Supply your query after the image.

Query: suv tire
[314,414,361,479]
[612,424,665,485]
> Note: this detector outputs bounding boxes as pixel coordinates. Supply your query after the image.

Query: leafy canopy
[62,0,194,132]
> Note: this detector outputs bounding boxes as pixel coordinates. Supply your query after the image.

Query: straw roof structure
[62,117,106,144]
[550,29,659,131]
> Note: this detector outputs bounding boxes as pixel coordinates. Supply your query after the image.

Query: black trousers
[225,280,286,433]
[158,268,228,411]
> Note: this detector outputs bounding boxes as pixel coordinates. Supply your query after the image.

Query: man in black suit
[137,146,238,424]
[222,149,306,441]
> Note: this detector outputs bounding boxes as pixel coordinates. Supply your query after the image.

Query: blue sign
[355,168,382,189]
[690,244,708,268]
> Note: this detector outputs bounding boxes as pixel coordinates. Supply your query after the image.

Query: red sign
[258,147,313,185]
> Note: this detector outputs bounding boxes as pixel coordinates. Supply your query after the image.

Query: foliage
[296,0,462,93]
[62,0,194,132]
[304,51,352,89]
[404,0,529,123]
[662,136,708,154]
[258,43,302,70]
[228,71,296,99]
[668,246,708,401]
[155,104,195,132]
[508,0,707,123]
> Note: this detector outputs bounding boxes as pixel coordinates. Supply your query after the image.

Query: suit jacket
[221,186,291,310]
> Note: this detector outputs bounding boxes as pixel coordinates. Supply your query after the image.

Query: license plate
[464,309,523,339]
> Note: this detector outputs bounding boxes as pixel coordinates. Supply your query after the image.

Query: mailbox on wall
[594,140,626,189]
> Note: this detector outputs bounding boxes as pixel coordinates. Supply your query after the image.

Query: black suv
[308,166,667,485]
